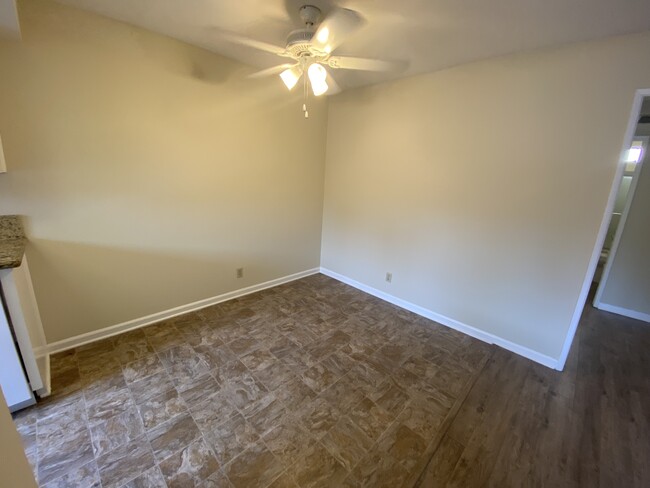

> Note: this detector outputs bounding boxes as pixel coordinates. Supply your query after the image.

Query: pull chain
[303,66,309,119]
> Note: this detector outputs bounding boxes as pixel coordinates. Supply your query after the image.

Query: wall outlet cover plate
[0,135,6,173]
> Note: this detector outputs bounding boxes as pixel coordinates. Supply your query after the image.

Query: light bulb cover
[279,66,302,90]
[317,27,329,44]
[308,63,328,96]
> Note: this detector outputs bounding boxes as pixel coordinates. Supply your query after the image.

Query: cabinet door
[0,303,34,411]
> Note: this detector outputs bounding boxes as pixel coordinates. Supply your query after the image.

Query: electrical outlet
[385,272,392,283]
[236,268,244,279]
[0,135,6,173]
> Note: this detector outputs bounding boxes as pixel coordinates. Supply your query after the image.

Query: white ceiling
[54,0,650,91]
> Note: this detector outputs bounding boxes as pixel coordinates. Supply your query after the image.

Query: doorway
[593,98,650,320]
[556,89,650,370]
[593,134,647,286]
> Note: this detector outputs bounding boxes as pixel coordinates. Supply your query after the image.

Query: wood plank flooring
[416,287,650,487]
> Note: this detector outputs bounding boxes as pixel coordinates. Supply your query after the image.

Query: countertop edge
[0,215,27,270]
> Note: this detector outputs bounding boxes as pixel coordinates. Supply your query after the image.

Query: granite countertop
[0,215,26,269]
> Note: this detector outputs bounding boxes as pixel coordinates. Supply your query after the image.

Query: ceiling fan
[221,4,395,116]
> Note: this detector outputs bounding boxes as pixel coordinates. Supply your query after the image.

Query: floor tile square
[37,428,95,486]
[90,407,145,457]
[202,412,259,465]
[285,442,348,488]
[159,438,219,487]
[222,442,284,488]
[95,435,155,488]
[147,413,201,461]
[137,389,187,431]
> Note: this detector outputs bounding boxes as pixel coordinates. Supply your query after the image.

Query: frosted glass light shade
[280,66,302,90]
[308,63,328,96]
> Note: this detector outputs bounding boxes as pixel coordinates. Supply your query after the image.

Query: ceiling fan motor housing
[286,29,317,57]
[286,5,326,58]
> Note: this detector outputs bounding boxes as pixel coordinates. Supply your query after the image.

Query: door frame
[556,88,650,371]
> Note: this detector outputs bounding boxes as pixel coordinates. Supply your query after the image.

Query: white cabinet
[0,255,50,411]
[0,302,34,411]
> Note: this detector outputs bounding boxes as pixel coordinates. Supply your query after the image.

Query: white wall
[2,0,649,362]
[322,31,650,362]
[598,137,650,320]
[0,0,328,343]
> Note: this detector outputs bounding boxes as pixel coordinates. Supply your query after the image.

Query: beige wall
[599,138,650,317]
[0,389,37,487]
[0,0,328,343]
[2,0,649,359]
[322,32,650,360]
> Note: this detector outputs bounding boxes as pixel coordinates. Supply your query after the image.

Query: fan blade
[247,63,296,79]
[327,56,396,72]
[326,71,341,96]
[220,32,289,56]
[312,8,365,53]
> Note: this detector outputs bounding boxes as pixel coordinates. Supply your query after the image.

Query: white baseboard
[320,267,560,370]
[44,265,561,370]
[596,302,650,323]
[45,268,320,355]
[35,355,50,398]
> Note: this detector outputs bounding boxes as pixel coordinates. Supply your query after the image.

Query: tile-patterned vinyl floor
[13,274,493,487]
